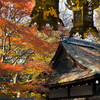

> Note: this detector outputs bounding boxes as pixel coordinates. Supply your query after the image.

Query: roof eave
[46,73,100,88]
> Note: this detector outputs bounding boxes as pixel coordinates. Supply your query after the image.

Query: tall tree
[0,0,56,98]
[0,0,71,98]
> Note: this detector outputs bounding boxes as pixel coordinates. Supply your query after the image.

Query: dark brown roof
[62,36,100,71]
[46,36,100,86]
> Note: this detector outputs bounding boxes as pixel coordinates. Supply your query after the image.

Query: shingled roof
[46,36,100,86]
[62,36,100,70]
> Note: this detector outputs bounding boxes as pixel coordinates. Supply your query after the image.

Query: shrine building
[46,35,100,100]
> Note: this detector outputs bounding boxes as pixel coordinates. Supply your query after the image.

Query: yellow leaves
[83,31,99,39]
[96,7,100,10]
[43,7,58,20]
[38,32,48,39]
[32,71,42,79]
[0,48,3,54]
[21,67,35,74]
[0,81,47,98]
[30,92,41,98]
[46,37,57,42]
[30,92,36,97]
[35,53,51,63]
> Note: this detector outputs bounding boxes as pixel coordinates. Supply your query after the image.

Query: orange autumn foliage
[0,61,24,75]
[0,0,60,98]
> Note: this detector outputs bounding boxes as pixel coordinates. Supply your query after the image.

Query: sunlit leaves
[0,0,59,98]
[0,61,25,75]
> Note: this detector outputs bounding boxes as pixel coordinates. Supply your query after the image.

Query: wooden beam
[46,74,100,88]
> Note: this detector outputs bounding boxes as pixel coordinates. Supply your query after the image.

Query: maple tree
[0,0,72,99]
[0,0,55,99]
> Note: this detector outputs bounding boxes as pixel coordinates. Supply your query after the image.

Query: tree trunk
[1,33,6,62]
[8,35,11,50]
[17,91,20,98]
[13,73,18,84]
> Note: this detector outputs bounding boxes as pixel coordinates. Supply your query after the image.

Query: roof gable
[48,36,100,85]
[61,36,100,71]
[50,42,86,74]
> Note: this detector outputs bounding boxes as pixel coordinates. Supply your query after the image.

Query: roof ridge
[61,35,100,49]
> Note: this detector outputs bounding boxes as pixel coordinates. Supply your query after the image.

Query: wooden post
[92,81,96,95]
[68,86,70,98]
